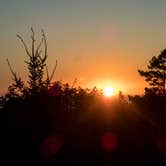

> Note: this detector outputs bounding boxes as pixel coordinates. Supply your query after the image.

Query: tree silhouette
[6,28,57,99]
[138,49,166,96]
[2,28,166,163]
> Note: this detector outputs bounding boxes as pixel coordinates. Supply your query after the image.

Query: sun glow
[103,86,115,97]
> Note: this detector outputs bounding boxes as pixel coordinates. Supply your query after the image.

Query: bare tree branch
[31,27,35,58]
[41,29,47,63]
[17,34,31,58]
[45,65,50,85]
[50,60,58,82]
[6,59,17,81]
[35,37,44,57]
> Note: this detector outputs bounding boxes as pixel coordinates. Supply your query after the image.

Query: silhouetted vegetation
[0,30,166,164]
[138,49,166,96]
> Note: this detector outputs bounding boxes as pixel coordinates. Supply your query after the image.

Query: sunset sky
[0,0,166,95]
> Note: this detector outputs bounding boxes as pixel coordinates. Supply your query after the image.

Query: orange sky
[0,0,166,95]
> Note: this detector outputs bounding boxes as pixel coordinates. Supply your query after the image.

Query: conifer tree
[138,49,166,96]
[6,28,57,98]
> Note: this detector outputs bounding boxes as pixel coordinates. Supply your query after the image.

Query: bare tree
[7,28,57,97]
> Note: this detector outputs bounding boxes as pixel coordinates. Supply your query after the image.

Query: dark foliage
[138,49,166,96]
[0,30,166,164]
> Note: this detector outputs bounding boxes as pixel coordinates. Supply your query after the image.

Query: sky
[0,0,166,95]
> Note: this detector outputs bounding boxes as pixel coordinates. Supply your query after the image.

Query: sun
[103,86,114,97]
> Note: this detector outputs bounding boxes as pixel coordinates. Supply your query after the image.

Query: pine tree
[138,49,166,96]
